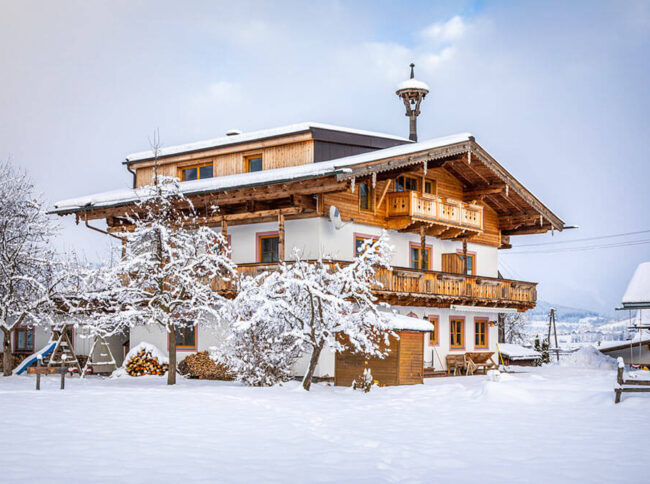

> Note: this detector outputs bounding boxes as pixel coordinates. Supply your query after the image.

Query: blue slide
[13,342,56,375]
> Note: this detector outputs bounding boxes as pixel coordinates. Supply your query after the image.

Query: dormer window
[247,155,263,172]
[180,163,213,182]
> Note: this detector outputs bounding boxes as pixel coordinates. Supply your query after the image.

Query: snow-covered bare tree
[501,312,529,344]
[84,175,236,385]
[0,160,78,375]
[227,233,394,391]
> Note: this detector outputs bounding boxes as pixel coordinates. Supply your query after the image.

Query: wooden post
[462,238,468,274]
[221,218,228,241]
[60,366,65,390]
[278,213,285,262]
[420,225,426,270]
[121,238,127,260]
[168,326,177,385]
[36,356,42,391]
[552,308,560,362]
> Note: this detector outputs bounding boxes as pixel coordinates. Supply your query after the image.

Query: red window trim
[13,326,35,354]
[409,242,433,270]
[449,316,466,350]
[256,231,280,263]
[427,315,439,346]
[353,232,379,257]
[474,317,489,350]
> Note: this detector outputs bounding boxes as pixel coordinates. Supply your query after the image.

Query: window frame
[358,182,373,211]
[449,316,465,350]
[246,154,263,173]
[257,231,280,263]
[456,250,476,275]
[395,175,419,192]
[172,324,198,351]
[409,242,432,270]
[13,326,35,354]
[424,178,437,195]
[179,162,214,182]
[427,315,439,346]
[353,233,379,257]
[474,318,488,349]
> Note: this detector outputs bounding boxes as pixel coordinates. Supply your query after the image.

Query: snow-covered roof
[621,262,650,308]
[125,122,410,163]
[597,333,650,352]
[498,343,541,360]
[388,313,433,332]
[396,78,430,92]
[52,132,472,213]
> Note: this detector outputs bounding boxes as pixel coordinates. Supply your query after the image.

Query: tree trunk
[2,328,12,376]
[302,342,324,391]
[167,326,176,385]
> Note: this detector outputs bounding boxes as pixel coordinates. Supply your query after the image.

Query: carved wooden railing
[386,191,483,230]
[213,261,537,306]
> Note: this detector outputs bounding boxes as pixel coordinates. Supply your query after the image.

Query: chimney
[395,63,429,142]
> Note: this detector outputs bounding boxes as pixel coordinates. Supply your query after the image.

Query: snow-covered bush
[352,368,376,393]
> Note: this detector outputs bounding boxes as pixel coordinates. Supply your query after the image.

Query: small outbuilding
[498,343,541,367]
[334,314,432,386]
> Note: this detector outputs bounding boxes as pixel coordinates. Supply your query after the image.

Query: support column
[221,219,228,243]
[278,213,285,262]
[420,224,426,270]
[462,238,468,275]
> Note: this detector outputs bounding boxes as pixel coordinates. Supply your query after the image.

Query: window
[450,317,464,349]
[409,244,430,269]
[354,234,378,257]
[395,175,418,192]
[475,319,488,349]
[427,316,439,345]
[14,327,34,353]
[359,182,372,211]
[180,163,213,182]
[462,253,475,275]
[175,325,196,349]
[246,155,263,173]
[259,234,279,262]
[424,179,436,195]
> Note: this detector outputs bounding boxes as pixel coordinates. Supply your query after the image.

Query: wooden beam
[463,184,505,201]
[420,224,426,271]
[375,180,392,212]
[278,213,285,262]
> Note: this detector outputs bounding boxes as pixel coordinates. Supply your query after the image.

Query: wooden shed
[334,314,432,386]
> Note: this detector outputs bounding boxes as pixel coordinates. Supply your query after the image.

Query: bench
[464,352,498,376]
[27,365,67,390]
[615,357,650,404]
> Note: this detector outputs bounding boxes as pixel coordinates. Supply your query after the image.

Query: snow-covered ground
[1,362,648,483]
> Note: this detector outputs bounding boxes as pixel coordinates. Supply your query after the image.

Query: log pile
[178,351,233,380]
[124,348,168,376]
[0,353,27,372]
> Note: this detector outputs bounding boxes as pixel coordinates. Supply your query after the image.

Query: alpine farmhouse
[48,69,564,384]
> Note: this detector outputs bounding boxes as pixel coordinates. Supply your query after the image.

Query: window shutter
[442,253,464,274]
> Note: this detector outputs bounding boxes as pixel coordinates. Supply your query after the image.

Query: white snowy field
[0,362,648,483]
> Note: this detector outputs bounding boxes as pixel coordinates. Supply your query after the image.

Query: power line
[513,229,650,248]
[505,238,650,255]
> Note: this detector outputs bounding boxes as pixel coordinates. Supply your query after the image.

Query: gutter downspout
[126,161,137,189]
[84,211,124,241]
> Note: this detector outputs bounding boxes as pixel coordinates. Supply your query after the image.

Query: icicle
[372,172,377,189]
[423,160,427,176]
[505,185,509,197]
[350,177,355,193]
[540,215,543,227]
[467,151,471,164]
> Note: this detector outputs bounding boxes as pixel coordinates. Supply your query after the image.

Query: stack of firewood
[125,348,168,376]
[178,351,233,380]
[0,354,27,372]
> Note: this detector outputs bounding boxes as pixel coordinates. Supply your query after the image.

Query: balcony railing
[214,261,537,309]
[386,191,483,230]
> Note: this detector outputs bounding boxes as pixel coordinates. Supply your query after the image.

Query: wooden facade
[335,331,425,386]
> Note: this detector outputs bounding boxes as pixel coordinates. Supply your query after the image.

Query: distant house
[606,262,650,366]
[498,343,541,366]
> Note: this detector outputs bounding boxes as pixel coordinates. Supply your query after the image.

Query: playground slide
[13,342,56,375]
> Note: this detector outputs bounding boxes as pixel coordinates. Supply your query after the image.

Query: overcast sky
[1,0,648,315]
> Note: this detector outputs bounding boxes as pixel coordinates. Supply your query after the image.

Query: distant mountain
[528,300,609,325]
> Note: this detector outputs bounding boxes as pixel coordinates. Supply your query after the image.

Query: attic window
[180,163,213,182]
[247,155,263,173]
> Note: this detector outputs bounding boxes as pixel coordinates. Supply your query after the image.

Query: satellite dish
[329,205,345,230]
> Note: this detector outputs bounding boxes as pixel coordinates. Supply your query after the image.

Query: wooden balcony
[215,261,537,311]
[386,191,483,235]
